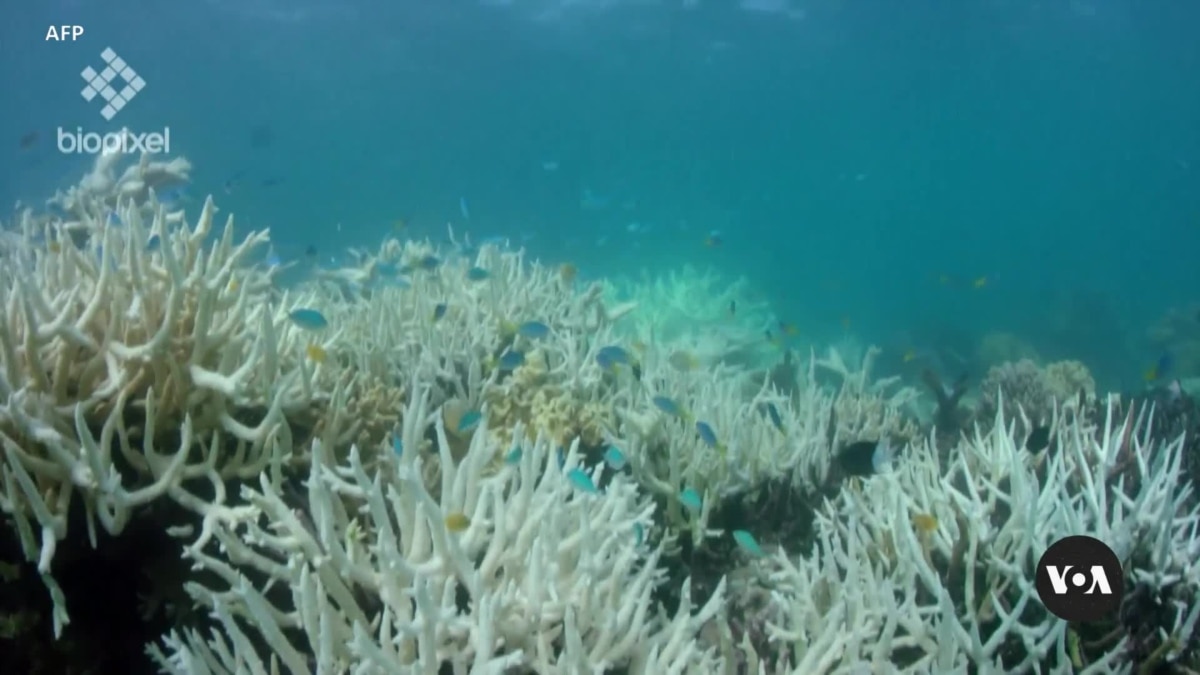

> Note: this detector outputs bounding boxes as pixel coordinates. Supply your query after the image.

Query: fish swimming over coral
[836,438,895,476]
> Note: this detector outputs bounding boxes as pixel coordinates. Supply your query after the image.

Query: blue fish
[497,349,526,370]
[566,468,598,494]
[106,210,122,226]
[517,321,551,339]
[680,487,702,513]
[265,247,282,268]
[556,446,566,469]
[634,522,645,546]
[391,434,403,457]
[603,446,627,470]
[145,234,161,252]
[457,410,482,433]
[459,197,471,220]
[763,403,785,433]
[466,266,490,281]
[596,345,631,370]
[432,303,448,322]
[732,530,764,557]
[288,308,328,331]
[417,255,441,271]
[651,395,686,418]
[695,421,725,455]
[504,447,522,464]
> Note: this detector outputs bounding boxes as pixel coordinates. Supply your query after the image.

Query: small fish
[304,244,318,258]
[603,446,627,470]
[556,446,566,469]
[17,130,38,149]
[668,351,699,372]
[459,197,471,220]
[777,321,798,336]
[703,230,722,247]
[1025,425,1052,452]
[106,210,122,226]
[836,439,895,476]
[911,513,938,534]
[504,447,522,464]
[903,349,917,363]
[695,421,724,454]
[651,395,686,418]
[596,345,632,370]
[496,349,526,370]
[445,512,471,532]
[633,522,645,546]
[305,344,327,363]
[559,263,578,283]
[392,218,407,231]
[680,487,702,513]
[1144,353,1174,382]
[567,468,599,494]
[732,530,764,557]
[1167,379,1184,403]
[47,240,62,254]
[763,402,785,433]
[432,303,448,322]
[728,300,736,317]
[288,308,328,331]
[391,433,403,457]
[466,266,490,281]
[417,254,441,271]
[517,321,551,339]
[266,247,283,268]
[146,234,161,252]
[973,276,988,289]
[226,278,240,293]
[457,410,482,433]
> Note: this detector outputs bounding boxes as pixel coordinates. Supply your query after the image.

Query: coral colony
[1,150,1199,674]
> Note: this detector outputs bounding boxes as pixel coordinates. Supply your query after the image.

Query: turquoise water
[3,0,1198,389]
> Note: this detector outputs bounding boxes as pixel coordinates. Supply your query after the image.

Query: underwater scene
[2,0,1200,673]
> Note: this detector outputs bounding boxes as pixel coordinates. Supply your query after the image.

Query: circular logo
[1035,535,1124,622]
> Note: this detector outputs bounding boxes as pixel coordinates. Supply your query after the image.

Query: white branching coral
[757,400,1200,673]
[148,386,726,674]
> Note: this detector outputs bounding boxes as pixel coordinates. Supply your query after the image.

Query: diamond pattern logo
[80,47,146,120]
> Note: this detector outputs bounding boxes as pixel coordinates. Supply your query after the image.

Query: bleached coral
[603,265,777,369]
[148,387,726,674]
[756,400,1200,673]
[977,358,1096,427]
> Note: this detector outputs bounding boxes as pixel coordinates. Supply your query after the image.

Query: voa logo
[1035,535,1124,622]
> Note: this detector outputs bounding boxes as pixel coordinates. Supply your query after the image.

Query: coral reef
[1,154,1199,674]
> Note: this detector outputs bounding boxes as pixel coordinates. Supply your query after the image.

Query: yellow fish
[445,512,470,532]
[47,240,62,253]
[973,276,988,289]
[912,513,938,534]
[226,277,240,293]
[668,351,699,372]
[392,218,407,231]
[559,262,578,283]
[903,349,917,363]
[306,344,327,363]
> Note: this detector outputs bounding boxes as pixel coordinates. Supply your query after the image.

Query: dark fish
[728,300,736,317]
[837,439,894,476]
[18,131,38,149]
[305,244,318,258]
[261,177,283,187]
[921,369,967,431]
[1025,425,1052,453]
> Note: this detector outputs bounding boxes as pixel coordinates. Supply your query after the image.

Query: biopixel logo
[1035,535,1124,622]
[59,47,169,155]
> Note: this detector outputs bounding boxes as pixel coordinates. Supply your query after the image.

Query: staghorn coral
[5,154,1200,674]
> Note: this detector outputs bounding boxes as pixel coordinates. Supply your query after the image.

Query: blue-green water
[3,0,1198,389]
